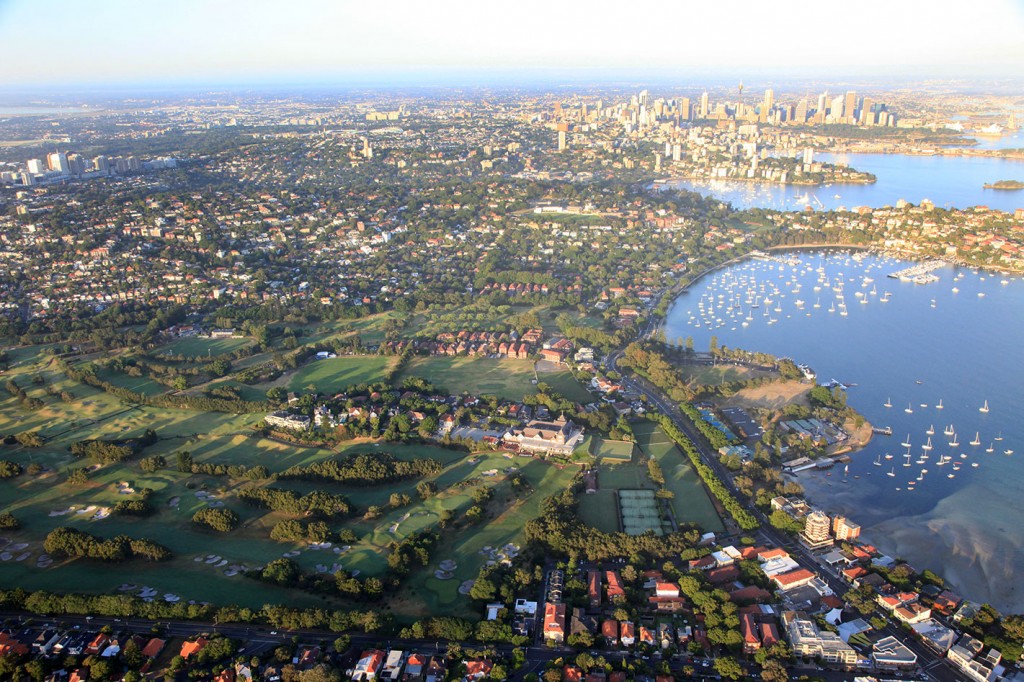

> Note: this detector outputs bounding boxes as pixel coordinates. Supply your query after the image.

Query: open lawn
[287,355,397,394]
[632,422,724,533]
[156,336,253,358]
[539,370,594,403]
[680,363,772,387]
[578,489,620,533]
[398,356,536,400]
[589,437,636,463]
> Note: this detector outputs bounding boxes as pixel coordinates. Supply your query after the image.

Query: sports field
[577,489,620,533]
[632,421,724,533]
[589,437,636,463]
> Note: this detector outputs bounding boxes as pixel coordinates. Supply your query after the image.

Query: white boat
[885,452,894,460]
[972,462,980,468]
[887,467,896,478]
[970,433,981,446]
[995,433,1004,441]
[873,455,882,467]
[922,437,933,451]
[1006,449,1015,456]
[979,400,989,413]
[901,435,912,448]
[926,425,935,435]
[948,473,955,479]
[936,399,943,410]
[905,404,914,414]
[986,443,995,453]
[944,424,955,436]
[949,433,960,447]
[884,397,892,408]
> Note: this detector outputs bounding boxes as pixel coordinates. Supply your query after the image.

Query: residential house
[620,621,636,647]
[353,650,387,681]
[543,602,567,643]
[180,637,208,660]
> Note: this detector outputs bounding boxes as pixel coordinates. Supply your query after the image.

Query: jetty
[887,260,945,283]
[872,426,893,436]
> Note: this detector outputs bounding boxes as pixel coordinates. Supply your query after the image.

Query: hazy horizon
[2,0,1023,93]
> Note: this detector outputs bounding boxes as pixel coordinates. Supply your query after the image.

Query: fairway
[398,356,537,400]
[157,336,253,357]
[287,355,398,393]
[633,422,724,533]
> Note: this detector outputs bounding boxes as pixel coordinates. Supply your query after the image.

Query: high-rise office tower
[557,130,567,151]
[699,91,709,118]
[763,89,774,114]
[794,98,808,123]
[845,91,857,122]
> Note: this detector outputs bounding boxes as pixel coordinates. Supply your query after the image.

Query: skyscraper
[860,97,875,125]
[26,158,46,174]
[699,91,709,119]
[679,97,691,120]
[794,98,808,123]
[830,95,845,121]
[845,91,858,122]
[763,89,774,114]
[557,130,567,151]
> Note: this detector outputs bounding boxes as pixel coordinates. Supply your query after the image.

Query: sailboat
[886,467,896,478]
[885,452,894,460]
[905,403,914,414]
[926,425,935,435]
[922,437,933,451]
[986,443,995,453]
[970,433,981,446]
[995,432,1004,441]
[944,424,955,436]
[949,432,960,447]
[936,399,944,410]
[979,400,990,413]
[903,454,912,468]
[873,455,882,467]
[901,435,912,448]
[884,397,892,408]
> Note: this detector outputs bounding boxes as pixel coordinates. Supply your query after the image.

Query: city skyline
[1,0,1024,88]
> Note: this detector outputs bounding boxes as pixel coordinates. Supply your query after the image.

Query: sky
[1,0,1023,89]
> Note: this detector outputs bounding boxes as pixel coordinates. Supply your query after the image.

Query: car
[270,631,278,635]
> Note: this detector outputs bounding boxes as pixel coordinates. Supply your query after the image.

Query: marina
[664,249,1024,611]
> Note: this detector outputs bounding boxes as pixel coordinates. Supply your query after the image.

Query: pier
[872,426,893,436]
[887,260,945,282]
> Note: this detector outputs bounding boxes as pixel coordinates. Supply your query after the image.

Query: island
[983,180,1024,190]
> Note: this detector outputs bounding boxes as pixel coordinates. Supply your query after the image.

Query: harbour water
[663,251,1024,612]
[665,151,1024,213]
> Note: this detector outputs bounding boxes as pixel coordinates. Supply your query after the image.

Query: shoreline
[656,174,876,188]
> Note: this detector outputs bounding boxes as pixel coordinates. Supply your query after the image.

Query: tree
[713,656,745,681]
[760,659,788,682]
